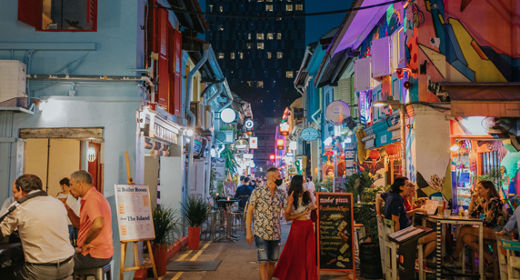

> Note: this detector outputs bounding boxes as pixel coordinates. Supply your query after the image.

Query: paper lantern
[385,144,398,156]
[369,150,380,160]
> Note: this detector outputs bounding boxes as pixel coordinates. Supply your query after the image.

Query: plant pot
[152,243,167,276]
[359,242,383,279]
[188,226,201,250]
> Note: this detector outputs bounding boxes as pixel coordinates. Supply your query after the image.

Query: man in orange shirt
[64,170,113,270]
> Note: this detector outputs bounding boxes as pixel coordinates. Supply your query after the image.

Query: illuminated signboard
[358,90,372,124]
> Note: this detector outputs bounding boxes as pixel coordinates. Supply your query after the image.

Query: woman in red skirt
[273,175,317,280]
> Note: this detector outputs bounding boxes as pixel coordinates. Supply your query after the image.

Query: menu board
[317,192,355,272]
[114,185,155,241]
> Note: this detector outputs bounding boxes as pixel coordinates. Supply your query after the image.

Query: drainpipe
[184,43,209,209]
[310,86,322,127]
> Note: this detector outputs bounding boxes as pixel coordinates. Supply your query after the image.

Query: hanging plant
[220,145,238,177]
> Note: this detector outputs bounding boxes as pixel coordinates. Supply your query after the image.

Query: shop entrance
[19,128,104,196]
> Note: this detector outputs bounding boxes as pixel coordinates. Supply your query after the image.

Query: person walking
[273,175,317,280]
[0,174,74,279]
[64,170,113,271]
[246,167,288,280]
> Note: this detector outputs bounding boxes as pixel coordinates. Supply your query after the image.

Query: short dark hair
[240,175,245,181]
[307,176,313,180]
[15,174,43,193]
[59,177,70,186]
[243,177,250,183]
[390,177,408,193]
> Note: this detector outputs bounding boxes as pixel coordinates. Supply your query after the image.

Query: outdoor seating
[74,263,112,280]
[501,239,520,279]
[377,217,398,280]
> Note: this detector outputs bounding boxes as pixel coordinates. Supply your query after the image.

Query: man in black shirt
[235,177,252,210]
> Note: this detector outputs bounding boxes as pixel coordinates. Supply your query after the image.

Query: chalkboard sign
[317,192,355,274]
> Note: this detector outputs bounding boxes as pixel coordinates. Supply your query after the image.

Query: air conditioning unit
[0,60,27,107]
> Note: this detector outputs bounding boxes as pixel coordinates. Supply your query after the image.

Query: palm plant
[182,196,209,227]
[152,206,178,245]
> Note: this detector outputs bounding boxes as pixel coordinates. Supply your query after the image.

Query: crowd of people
[0,171,113,280]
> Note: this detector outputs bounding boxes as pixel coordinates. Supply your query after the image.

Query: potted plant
[345,172,383,279]
[152,205,177,276]
[183,196,209,250]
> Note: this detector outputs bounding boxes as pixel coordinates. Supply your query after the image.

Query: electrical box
[354,57,378,91]
[0,60,27,106]
[371,36,392,77]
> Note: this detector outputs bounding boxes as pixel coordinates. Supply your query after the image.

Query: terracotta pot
[152,243,167,276]
[188,226,201,250]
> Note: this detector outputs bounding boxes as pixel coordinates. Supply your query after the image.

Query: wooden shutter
[172,29,182,116]
[157,8,169,109]
[18,0,43,28]
[86,0,98,31]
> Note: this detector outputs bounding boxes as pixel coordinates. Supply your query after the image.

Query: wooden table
[427,215,484,280]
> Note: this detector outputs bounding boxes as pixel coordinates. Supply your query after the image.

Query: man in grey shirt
[0,174,74,279]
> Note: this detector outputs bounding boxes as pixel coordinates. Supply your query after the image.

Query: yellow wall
[24,139,80,196]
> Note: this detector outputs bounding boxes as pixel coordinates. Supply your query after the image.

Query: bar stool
[74,263,112,280]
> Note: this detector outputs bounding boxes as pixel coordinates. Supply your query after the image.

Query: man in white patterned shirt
[246,167,288,280]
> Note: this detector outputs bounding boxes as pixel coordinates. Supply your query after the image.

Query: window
[218,52,225,59]
[257,33,264,40]
[209,4,213,12]
[267,52,272,59]
[277,52,283,59]
[266,0,272,2]
[257,81,264,88]
[295,4,303,11]
[277,33,282,40]
[248,33,252,40]
[285,4,293,11]
[247,43,252,49]
[218,25,224,31]
[286,71,294,78]
[267,33,274,40]
[239,52,244,59]
[230,52,235,60]
[266,4,273,12]
[18,0,98,31]
[257,42,264,49]
[219,5,223,12]
[257,0,264,2]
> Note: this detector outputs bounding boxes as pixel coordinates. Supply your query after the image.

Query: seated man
[64,170,113,271]
[0,174,74,279]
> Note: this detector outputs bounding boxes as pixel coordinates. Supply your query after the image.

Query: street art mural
[406,0,520,103]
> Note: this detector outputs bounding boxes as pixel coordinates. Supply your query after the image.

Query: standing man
[0,174,74,279]
[65,170,113,271]
[246,167,288,280]
[234,177,253,211]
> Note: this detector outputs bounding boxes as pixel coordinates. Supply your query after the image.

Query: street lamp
[373,100,407,177]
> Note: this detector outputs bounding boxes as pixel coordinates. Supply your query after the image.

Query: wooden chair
[377,218,399,280]
[495,233,510,280]
[501,239,520,279]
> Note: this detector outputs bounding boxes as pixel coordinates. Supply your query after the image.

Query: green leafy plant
[345,171,374,200]
[220,146,238,178]
[152,206,178,245]
[182,196,209,227]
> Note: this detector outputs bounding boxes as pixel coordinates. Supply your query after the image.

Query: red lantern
[369,150,380,160]
[385,144,398,156]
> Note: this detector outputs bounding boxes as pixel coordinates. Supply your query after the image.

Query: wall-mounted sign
[148,113,179,144]
[234,139,249,150]
[300,128,319,142]
[280,122,290,136]
[249,136,258,149]
[358,90,372,125]
[220,108,236,123]
[325,101,350,125]
[244,119,254,130]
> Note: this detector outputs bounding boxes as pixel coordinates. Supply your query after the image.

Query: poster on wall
[317,193,355,275]
[114,185,155,241]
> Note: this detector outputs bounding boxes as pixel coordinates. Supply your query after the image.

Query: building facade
[205,0,305,171]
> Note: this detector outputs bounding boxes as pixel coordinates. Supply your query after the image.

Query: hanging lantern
[385,144,398,156]
[369,149,380,160]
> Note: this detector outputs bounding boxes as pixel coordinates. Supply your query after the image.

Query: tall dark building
[206,0,305,170]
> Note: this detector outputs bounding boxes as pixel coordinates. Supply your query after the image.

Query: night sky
[199,0,354,118]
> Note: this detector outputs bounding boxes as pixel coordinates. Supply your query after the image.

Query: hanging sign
[114,185,155,241]
[317,192,355,275]
[325,101,350,125]
[249,136,258,149]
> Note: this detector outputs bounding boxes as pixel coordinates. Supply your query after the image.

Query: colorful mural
[405,0,520,102]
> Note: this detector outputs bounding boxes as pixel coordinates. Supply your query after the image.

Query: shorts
[254,235,280,263]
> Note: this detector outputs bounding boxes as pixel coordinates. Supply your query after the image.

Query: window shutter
[157,8,169,110]
[172,29,182,116]
[18,0,42,28]
[86,0,97,30]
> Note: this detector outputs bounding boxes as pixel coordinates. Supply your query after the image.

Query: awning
[167,0,208,33]
[445,83,520,117]
[329,0,396,56]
